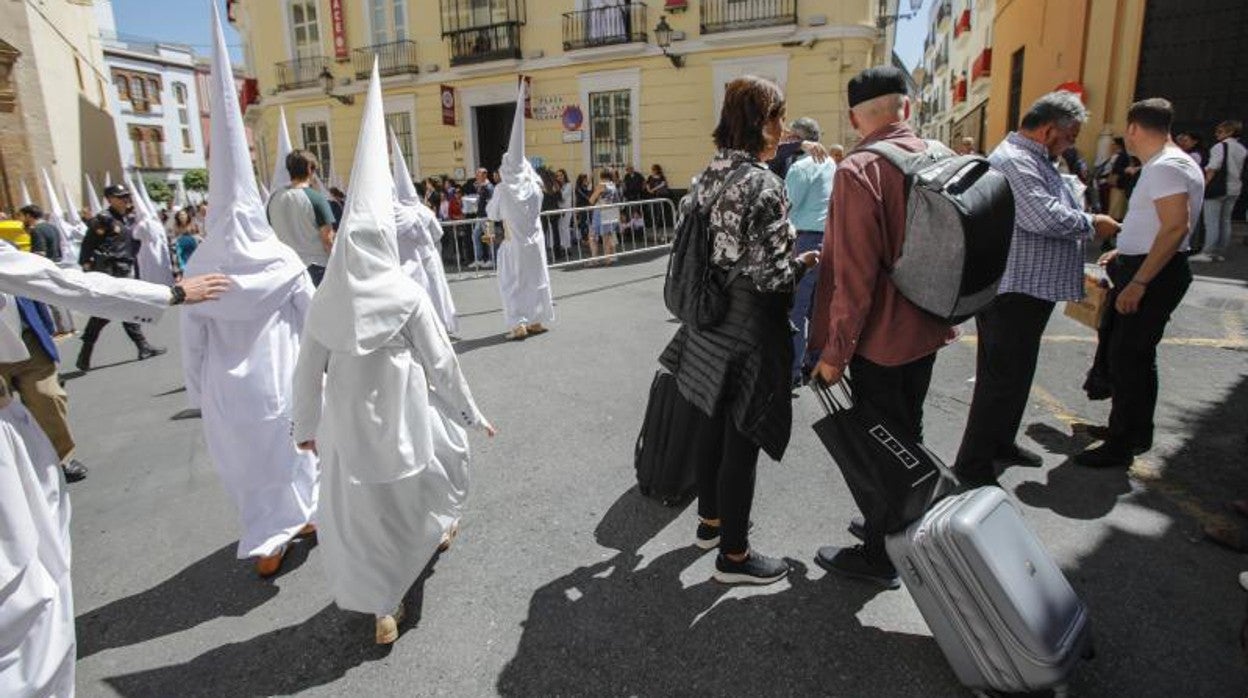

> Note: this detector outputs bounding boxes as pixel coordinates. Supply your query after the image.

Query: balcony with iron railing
[441,0,525,66]
[275,55,328,92]
[701,0,797,35]
[562,2,648,51]
[353,40,419,79]
[971,48,992,84]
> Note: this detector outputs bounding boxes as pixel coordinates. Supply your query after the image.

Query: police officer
[75,183,166,372]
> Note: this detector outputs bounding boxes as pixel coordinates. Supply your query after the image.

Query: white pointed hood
[19,180,32,208]
[104,171,113,188]
[269,107,293,192]
[132,175,157,220]
[485,82,544,244]
[39,169,64,222]
[173,178,189,208]
[130,174,176,285]
[62,182,81,226]
[184,0,305,321]
[390,127,420,206]
[84,174,103,214]
[306,58,422,356]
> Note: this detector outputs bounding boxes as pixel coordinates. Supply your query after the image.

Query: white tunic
[395,202,459,334]
[182,276,318,559]
[293,295,483,615]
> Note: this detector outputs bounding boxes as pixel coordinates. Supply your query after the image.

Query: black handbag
[810,378,957,534]
[1206,142,1229,200]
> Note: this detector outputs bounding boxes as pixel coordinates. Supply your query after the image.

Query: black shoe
[847,516,866,542]
[694,520,754,550]
[137,344,167,361]
[713,551,789,585]
[815,544,900,590]
[993,442,1044,468]
[1073,442,1134,469]
[75,343,94,372]
[61,459,88,483]
[1083,425,1150,455]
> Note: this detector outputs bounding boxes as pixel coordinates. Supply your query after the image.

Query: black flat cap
[848,66,909,108]
[103,183,132,198]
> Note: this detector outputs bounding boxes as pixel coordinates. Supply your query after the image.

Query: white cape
[395,202,458,334]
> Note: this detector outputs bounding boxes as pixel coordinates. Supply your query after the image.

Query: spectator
[1075,99,1204,468]
[266,149,336,286]
[588,169,622,264]
[1109,137,1141,220]
[574,173,592,245]
[172,208,199,269]
[623,164,645,203]
[18,205,61,263]
[645,164,670,200]
[1176,132,1205,167]
[783,116,835,388]
[556,169,574,257]
[1190,120,1245,263]
[809,65,957,589]
[469,168,494,269]
[953,92,1120,489]
[539,168,562,257]
[829,144,846,165]
[658,75,818,586]
[327,186,346,232]
[955,136,978,155]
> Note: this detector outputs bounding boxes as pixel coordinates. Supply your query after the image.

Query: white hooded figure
[181,2,318,577]
[84,174,104,215]
[130,175,176,286]
[269,107,294,194]
[19,179,32,208]
[391,127,459,335]
[61,181,88,253]
[292,59,492,645]
[487,84,554,339]
[40,169,79,265]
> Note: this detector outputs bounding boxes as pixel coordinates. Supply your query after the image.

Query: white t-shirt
[1206,137,1246,197]
[1117,145,1206,255]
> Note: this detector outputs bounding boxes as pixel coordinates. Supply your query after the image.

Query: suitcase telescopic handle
[810,377,854,416]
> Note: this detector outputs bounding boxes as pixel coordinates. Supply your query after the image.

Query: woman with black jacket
[574,173,592,248]
[659,76,818,585]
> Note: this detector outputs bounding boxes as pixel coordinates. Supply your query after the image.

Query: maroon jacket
[808,122,957,368]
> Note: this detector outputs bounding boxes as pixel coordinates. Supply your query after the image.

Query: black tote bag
[810,379,957,534]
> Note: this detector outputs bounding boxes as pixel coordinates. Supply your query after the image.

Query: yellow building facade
[229,0,901,191]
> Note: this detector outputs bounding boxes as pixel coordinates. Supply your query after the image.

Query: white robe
[488,184,554,330]
[293,294,482,615]
[181,276,318,559]
[396,203,458,334]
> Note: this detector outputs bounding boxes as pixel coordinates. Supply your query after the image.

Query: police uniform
[74,185,165,371]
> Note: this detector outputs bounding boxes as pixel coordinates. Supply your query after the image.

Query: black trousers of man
[1103,254,1191,451]
[954,293,1056,487]
[80,316,147,348]
[850,352,937,560]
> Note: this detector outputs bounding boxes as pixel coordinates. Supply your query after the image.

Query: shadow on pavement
[454,333,522,355]
[76,538,315,659]
[102,555,440,697]
[496,488,953,697]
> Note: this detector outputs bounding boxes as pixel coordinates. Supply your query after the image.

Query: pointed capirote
[182,0,305,319]
[390,127,420,206]
[129,176,151,221]
[306,57,421,355]
[174,178,189,208]
[84,174,103,213]
[104,171,112,187]
[135,174,159,218]
[270,106,293,192]
[19,179,33,208]
[40,169,64,221]
[62,181,81,225]
[506,81,528,167]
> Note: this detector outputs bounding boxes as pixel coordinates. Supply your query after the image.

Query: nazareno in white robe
[293,293,482,615]
[395,201,459,335]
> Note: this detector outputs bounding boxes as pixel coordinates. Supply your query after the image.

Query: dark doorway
[475,102,517,175]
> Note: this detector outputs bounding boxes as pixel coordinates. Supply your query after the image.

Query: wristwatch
[169,284,187,305]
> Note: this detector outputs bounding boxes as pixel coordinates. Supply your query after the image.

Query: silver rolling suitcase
[886,486,1091,695]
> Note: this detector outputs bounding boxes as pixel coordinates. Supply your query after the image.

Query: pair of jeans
[1201,195,1240,255]
[789,230,823,382]
[1103,253,1191,450]
[849,352,937,560]
[954,293,1055,485]
[472,221,492,264]
[692,406,761,555]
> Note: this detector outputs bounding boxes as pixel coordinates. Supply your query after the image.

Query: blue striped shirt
[990,132,1094,302]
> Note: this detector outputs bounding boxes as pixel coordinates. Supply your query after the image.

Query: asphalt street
[61,248,1248,697]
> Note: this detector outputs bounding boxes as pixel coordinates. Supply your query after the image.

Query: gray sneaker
[713,551,789,585]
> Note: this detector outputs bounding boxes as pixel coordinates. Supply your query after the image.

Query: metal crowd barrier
[435,197,679,280]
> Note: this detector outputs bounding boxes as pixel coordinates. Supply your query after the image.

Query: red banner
[441,85,456,126]
[330,0,348,61]
[519,75,532,119]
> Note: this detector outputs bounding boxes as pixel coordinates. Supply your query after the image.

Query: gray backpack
[865,141,1015,324]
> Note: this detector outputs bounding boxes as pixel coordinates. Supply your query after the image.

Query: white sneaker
[1188,253,1215,262]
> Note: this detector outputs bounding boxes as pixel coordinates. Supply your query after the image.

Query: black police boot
[137,342,167,361]
[75,342,95,372]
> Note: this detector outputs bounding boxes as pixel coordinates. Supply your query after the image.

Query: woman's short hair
[713,76,787,154]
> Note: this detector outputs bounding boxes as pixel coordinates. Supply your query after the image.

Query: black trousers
[80,316,146,347]
[954,293,1055,485]
[851,352,937,559]
[307,264,326,287]
[692,406,761,555]
[1104,254,1191,450]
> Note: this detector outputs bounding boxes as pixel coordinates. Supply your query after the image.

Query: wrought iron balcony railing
[275,55,328,92]
[441,0,525,66]
[562,2,648,51]
[701,0,797,35]
[353,40,419,79]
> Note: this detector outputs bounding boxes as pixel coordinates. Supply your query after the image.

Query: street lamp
[653,16,684,69]
[319,66,354,105]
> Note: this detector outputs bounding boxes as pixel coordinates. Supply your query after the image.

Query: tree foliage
[182,169,209,192]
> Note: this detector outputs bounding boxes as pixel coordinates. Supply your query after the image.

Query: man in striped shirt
[954,92,1121,488]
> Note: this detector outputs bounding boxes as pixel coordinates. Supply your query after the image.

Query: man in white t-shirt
[1191,120,1246,262]
[1076,98,1205,469]
[267,150,337,286]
